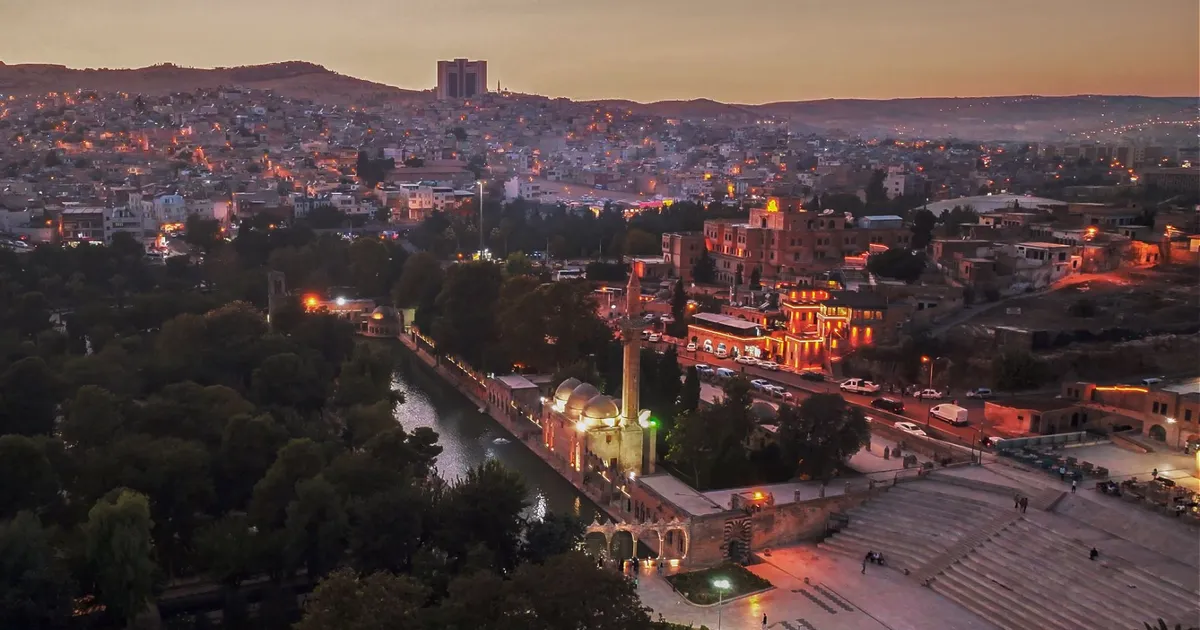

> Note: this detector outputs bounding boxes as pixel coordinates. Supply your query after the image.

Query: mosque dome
[581,394,620,424]
[553,378,582,406]
[370,306,399,321]
[565,382,600,419]
[749,401,778,422]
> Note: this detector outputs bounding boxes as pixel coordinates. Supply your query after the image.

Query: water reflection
[390,351,597,523]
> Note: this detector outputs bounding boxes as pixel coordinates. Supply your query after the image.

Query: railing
[991,431,1104,452]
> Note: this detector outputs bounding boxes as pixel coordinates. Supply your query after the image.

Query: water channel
[388,346,601,524]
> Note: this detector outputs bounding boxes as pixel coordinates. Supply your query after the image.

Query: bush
[1068,298,1097,318]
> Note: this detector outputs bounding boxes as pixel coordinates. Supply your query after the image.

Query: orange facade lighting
[1094,385,1148,393]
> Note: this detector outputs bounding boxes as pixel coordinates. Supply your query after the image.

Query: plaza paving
[637,543,998,630]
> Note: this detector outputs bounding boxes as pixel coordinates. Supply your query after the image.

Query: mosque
[540,273,657,495]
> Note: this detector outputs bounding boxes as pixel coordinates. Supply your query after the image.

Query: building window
[1185,409,1193,422]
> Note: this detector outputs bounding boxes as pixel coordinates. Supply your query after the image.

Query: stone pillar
[621,272,642,426]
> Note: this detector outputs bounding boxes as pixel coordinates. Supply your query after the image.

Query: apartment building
[661,231,706,282]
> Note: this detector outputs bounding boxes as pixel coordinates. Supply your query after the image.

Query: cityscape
[0,3,1199,630]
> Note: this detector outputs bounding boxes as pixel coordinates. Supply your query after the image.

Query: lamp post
[712,578,731,630]
[920,355,940,426]
[477,180,484,258]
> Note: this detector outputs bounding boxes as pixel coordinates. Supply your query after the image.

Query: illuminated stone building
[703,196,913,286]
[541,273,657,485]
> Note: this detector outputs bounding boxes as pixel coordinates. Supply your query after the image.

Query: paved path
[638,545,998,630]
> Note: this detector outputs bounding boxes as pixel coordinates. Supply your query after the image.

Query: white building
[503,177,544,202]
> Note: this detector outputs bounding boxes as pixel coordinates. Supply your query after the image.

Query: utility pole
[477,181,484,257]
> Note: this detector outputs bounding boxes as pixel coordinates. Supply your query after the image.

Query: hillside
[0,61,429,105]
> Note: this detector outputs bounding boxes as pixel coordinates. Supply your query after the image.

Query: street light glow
[712,578,731,590]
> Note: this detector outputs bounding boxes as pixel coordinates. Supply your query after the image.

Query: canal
[389,347,601,524]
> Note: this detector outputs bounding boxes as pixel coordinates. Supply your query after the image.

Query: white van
[929,403,969,427]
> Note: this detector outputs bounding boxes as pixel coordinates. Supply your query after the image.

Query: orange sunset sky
[1,0,1197,103]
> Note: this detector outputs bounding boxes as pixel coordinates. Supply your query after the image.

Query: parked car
[894,422,928,437]
[735,355,759,366]
[714,367,736,380]
[914,388,944,400]
[840,378,882,394]
[759,360,780,371]
[695,364,715,379]
[714,343,729,359]
[799,370,826,382]
[686,342,697,352]
[966,388,993,399]
[870,397,905,413]
[647,332,661,342]
[703,340,714,353]
[749,379,770,391]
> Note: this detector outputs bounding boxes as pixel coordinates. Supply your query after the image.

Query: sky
[1,0,1197,103]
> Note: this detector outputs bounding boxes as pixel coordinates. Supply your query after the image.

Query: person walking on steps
[862,551,872,574]
[762,614,768,629]
[1014,493,1021,509]
[1089,547,1099,561]
[1071,479,1077,494]
[1020,496,1028,513]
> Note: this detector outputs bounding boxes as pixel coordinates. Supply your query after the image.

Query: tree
[348,238,391,298]
[866,248,927,283]
[865,169,888,206]
[510,552,654,630]
[623,228,659,256]
[520,513,584,565]
[251,352,326,411]
[992,351,1046,391]
[194,513,260,587]
[435,459,528,573]
[776,394,870,480]
[347,486,427,574]
[216,414,288,511]
[748,266,762,291]
[504,251,533,277]
[943,205,978,237]
[431,261,504,370]
[285,476,349,579]
[83,490,157,626]
[184,214,222,254]
[0,435,59,518]
[677,366,701,415]
[691,249,716,285]
[909,208,936,249]
[296,568,428,630]
[250,438,326,529]
[0,512,74,629]
[392,251,443,308]
[668,278,688,338]
[0,356,64,436]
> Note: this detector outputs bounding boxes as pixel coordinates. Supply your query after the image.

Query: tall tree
[0,356,64,436]
[431,261,504,370]
[392,251,444,308]
[83,490,157,627]
[285,476,349,579]
[691,247,716,284]
[0,512,74,629]
[749,266,762,291]
[520,513,584,565]
[865,169,889,206]
[296,568,428,630]
[0,435,60,519]
[668,278,688,338]
[909,208,936,249]
[677,366,701,415]
[776,394,870,480]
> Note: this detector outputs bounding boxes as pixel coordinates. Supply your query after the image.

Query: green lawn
[664,563,773,605]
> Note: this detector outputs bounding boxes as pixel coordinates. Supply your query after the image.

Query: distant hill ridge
[0,60,1193,139]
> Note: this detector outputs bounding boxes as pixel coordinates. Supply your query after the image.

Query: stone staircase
[910,510,1021,586]
[928,518,1200,630]
[818,485,1007,576]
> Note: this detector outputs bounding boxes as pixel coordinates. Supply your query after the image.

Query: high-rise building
[436,59,487,100]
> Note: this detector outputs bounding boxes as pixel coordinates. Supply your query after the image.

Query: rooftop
[495,374,538,390]
[1016,241,1073,249]
[692,312,763,332]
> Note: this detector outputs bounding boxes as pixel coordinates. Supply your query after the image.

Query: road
[653,340,996,447]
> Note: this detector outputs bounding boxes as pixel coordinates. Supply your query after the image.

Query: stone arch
[661,527,689,559]
[1147,424,1167,442]
[584,531,610,558]
[609,530,636,560]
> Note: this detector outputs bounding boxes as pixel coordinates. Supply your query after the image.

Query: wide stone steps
[940,561,1094,630]
[931,575,1056,630]
[818,532,924,573]
[970,530,1148,630]
[844,510,969,547]
[951,538,1142,630]
[1007,520,1198,623]
[911,511,1020,585]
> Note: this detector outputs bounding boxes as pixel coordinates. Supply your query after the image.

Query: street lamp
[920,356,941,427]
[711,578,731,630]
[477,180,484,257]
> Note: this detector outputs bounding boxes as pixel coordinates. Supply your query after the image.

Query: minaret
[620,271,642,426]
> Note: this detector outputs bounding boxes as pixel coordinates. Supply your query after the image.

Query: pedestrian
[1059,466,1066,481]
[1014,494,1021,509]
[862,551,872,574]
[1020,497,1028,513]
[1089,547,1099,561]
[1152,468,1159,479]
[763,613,768,629]
[1071,479,1077,494]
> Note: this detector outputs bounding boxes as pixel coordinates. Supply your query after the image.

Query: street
[653,339,996,447]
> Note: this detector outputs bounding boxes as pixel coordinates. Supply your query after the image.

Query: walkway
[638,544,997,630]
